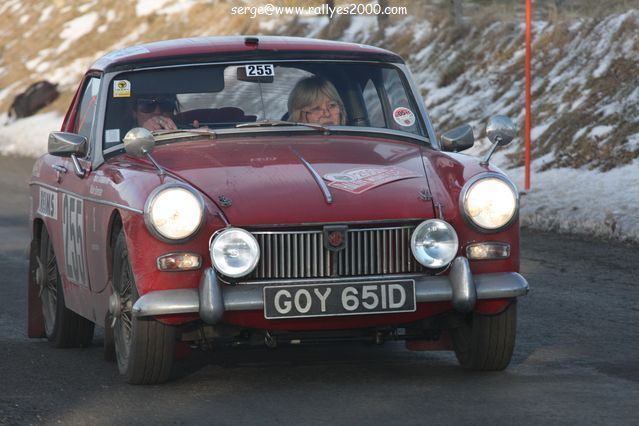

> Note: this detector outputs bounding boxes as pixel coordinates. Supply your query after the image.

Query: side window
[74,77,100,141]
[362,79,385,128]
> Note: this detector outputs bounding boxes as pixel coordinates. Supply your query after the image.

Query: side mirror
[123,127,165,176]
[481,115,517,165]
[486,115,516,147]
[123,127,155,157]
[441,124,474,152]
[48,132,87,157]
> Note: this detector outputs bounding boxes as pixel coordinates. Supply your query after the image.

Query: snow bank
[0,113,63,158]
[504,160,639,243]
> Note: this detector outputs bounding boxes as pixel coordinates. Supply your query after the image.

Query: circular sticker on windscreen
[393,107,416,127]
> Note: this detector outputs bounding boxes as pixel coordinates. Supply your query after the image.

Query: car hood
[150,136,436,226]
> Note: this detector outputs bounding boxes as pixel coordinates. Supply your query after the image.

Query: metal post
[525,0,532,191]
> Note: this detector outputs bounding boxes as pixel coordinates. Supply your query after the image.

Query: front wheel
[112,231,176,384]
[451,301,517,371]
[39,226,94,347]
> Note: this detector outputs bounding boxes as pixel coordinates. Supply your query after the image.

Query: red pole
[525,0,532,191]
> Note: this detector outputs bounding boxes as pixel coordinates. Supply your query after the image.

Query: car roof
[92,36,405,72]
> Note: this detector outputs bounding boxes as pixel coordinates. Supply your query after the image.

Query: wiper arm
[236,119,330,133]
[151,128,217,141]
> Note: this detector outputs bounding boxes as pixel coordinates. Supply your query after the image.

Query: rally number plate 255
[263,280,416,319]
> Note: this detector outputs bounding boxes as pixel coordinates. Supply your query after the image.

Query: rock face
[9,81,59,119]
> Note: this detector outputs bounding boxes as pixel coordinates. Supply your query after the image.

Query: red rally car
[27,36,529,384]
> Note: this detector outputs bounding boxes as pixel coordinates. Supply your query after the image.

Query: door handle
[52,164,67,183]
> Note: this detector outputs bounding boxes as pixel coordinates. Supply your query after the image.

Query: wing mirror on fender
[441,124,474,152]
[123,127,165,176]
[48,132,87,177]
[481,115,516,165]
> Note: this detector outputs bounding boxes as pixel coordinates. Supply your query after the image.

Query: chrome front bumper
[132,257,529,323]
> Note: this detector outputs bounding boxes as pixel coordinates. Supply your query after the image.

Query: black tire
[451,301,517,371]
[112,231,176,385]
[39,226,94,348]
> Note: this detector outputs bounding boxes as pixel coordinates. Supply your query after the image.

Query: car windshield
[103,61,425,149]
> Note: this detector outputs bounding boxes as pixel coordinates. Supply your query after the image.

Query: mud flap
[27,239,45,338]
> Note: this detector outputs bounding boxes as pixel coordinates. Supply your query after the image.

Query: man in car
[132,94,179,131]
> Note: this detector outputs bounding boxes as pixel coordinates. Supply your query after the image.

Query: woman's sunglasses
[135,98,175,113]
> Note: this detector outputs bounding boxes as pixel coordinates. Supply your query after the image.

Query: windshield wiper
[236,120,330,133]
[151,128,217,141]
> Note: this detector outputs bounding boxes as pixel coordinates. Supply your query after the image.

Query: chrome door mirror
[123,127,165,176]
[486,115,516,147]
[481,115,517,165]
[48,132,88,157]
[441,124,474,152]
[123,127,155,157]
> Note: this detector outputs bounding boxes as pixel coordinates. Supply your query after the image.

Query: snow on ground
[501,158,639,243]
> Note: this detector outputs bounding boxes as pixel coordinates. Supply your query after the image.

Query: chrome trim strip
[28,182,143,214]
[289,146,333,204]
[244,218,424,229]
[251,225,414,235]
[132,289,199,317]
[132,263,529,321]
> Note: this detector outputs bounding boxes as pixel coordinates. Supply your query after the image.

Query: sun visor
[111,67,224,96]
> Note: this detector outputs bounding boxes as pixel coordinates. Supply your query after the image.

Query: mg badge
[323,225,347,252]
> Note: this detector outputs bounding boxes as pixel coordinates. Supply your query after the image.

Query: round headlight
[210,228,260,278]
[145,184,204,242]
[461,175,518,232]
[411,219,459,268]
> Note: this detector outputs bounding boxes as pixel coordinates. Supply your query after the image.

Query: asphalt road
[1,155,638,425]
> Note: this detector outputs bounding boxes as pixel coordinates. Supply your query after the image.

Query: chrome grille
[249,226,425,280]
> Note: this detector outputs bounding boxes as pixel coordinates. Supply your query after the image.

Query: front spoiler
[132,257,529,323]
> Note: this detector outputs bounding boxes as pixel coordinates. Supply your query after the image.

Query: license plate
[263,280,416,319]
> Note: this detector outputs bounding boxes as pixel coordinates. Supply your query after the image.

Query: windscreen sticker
[113,79,131,98]
[393,107,416,127]
[245,64,274,77]
[105,128,121,143]
[37,187,58,220]
[324,167,421,194]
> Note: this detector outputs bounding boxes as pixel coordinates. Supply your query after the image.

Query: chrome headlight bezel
[209,227,260,278]
[410,219,459,269]
[459,173,519,234]
[143,182,205,244]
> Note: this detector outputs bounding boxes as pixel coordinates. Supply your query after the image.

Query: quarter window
[74,77,100,141]
[362,79,385,128]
